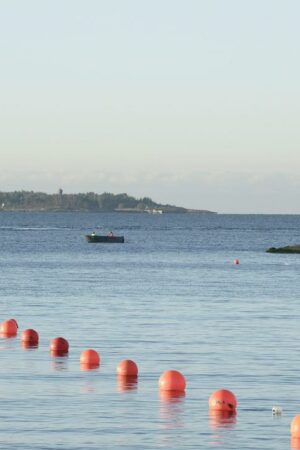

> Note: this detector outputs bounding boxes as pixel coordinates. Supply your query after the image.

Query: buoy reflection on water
[159,389,185,430]
[209,410,236,430]
[117,375,138,392]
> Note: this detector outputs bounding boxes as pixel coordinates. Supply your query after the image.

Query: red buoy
[209,389,237,412]
[158,370,186,392]
[50,337,69,356]
[10,318,18,328]
[291,414,300,438]
[233,259,240,265]
[116,359,138,377]
[21,329,39,345]
[0,319,18,336]
[80,349,100,367]
[291,437,300,449]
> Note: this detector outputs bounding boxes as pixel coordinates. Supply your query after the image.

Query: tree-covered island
[0,190,216,214]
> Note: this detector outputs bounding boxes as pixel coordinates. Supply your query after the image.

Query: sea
[0,212,300,450]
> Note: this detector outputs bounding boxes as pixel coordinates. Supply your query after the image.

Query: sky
[1,0,300,213]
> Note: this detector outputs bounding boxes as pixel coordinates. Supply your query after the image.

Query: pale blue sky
[1,0,299,213]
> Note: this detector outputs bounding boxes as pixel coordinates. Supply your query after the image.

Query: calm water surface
[0,212,300,449]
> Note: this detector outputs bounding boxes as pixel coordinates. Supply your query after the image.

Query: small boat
[86,234,125,243]
[145,208,163,214]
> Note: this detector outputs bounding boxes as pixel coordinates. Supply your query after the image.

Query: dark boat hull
[86,235,124,243]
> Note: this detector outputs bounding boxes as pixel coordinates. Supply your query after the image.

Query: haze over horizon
[1,1,299,214]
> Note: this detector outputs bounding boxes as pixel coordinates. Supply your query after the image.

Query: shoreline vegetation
[0,190,216,214]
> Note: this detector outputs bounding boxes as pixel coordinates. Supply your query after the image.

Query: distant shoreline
[0,208,216,214]
[0,190,217,214]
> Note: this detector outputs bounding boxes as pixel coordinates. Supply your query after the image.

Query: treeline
[0,190,190,213]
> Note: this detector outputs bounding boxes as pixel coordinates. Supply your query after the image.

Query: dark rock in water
[266,245,300,254]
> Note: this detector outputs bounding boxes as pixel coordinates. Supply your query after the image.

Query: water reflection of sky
[0,213,300,449]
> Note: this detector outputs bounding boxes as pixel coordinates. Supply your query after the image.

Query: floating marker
[80,349,100,368]
[116,359,138,377]
[159,370,186,392]
[209,389,237,412]
[0,319,18,336]
[291,414,300,438]
[21,329,39,345]
[272,406,282,415]
[10,318,18,328]
[50,337,69,356]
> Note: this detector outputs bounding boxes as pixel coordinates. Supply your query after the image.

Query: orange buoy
[21,329,39,345]
[116,359,138,377]
[10,318,18,328]
[291,414,300,438]
[50,337,69,356]
[291,436,300,449]
[0,319,18,336]
[233,259,240,265]
[158,370,186,392]
[209,389,237,412]
[80,349,100,367]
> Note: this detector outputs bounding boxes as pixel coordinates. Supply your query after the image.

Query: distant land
[0,190,216,214]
